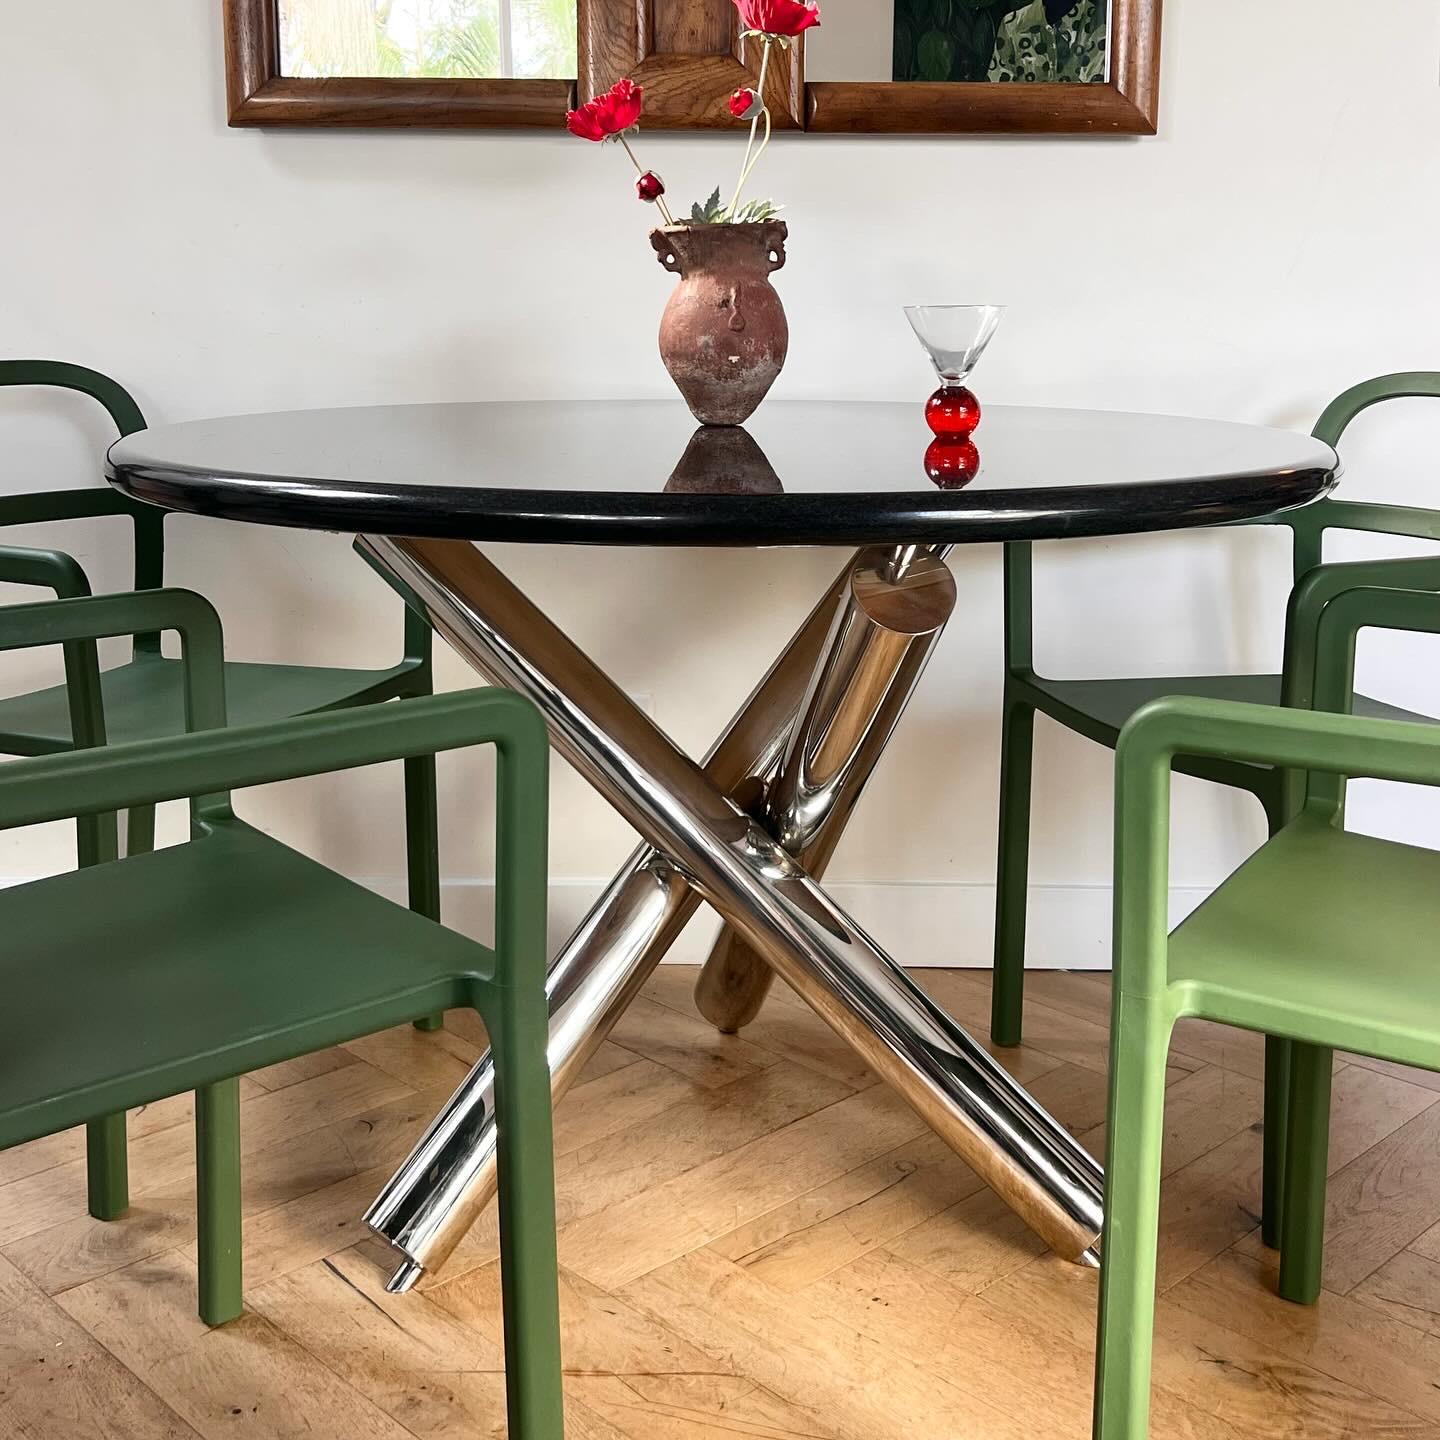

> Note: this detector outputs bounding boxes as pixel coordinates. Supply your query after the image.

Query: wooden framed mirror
[224,0,1160,135]
[805,0,1158,133]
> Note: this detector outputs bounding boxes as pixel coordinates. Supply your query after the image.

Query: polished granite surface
[108,400,1340,546]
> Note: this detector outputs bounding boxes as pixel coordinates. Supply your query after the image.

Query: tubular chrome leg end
[385,1257,426,1293]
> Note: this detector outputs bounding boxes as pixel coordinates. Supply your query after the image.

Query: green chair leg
[196,1078,243,1327]
[1257,790,1290,1249]
[1261,1033,1292,1249]
[1278,1042,1334,1306]
[405,751,445,1033]
[489,998,565,1440]
[1094,996,1171,1440]
[79,806,130,1221]
[82,804,156,1225]
[85,1113,129,1220]
[992,698,1035,1048]
[125,802,156,858]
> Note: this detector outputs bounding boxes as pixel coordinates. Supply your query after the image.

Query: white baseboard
[392,878,1217,971]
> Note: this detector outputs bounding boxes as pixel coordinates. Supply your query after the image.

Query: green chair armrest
[0,543,95,601]
[0,591,547,984]
[0,545,105,770]
[0,584,544,979]
[1113,688,1440,999]
[1233,498,1440,545]
[0,588,228,733]
[0,491,167,651]
[1283,555,1440,705]
[1121,583,1440,801]
[0,685,544,827]
[0,685,549,985]
[1119,694,1440,801]
[0,488,142,528]
[1303,500,1440,546]
[0,590,229,852]
[0,590,548,988]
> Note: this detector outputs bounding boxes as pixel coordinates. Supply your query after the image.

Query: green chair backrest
[0,360,432,672]
[0,360,167,654]
[1269,372,1440,578]
[1003,373,1440,675]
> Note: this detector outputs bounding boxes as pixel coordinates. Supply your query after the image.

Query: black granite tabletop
[106,400,1340,547]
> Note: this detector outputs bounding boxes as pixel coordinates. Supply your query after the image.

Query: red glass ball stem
[925,385,981,440]
[924,438,980,489]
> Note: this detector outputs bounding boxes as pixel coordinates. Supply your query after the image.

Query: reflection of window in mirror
[278,0,577,80]
[806,0,1107,84]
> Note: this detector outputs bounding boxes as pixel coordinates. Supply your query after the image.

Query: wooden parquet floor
[5,966,1440,1439]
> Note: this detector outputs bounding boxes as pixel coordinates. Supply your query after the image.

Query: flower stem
[726,38,772,221]
[619,133,675,227]
[733,101,772,206]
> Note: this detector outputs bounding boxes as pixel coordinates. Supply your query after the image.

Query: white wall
[4,0,1440,966]
[806,0,893,82]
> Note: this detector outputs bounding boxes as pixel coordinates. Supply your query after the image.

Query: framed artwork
[223,0,1160,135]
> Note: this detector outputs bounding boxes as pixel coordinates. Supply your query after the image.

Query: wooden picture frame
[223,0,574,128]
[224,0,1159,136]
[806,0,1160,135]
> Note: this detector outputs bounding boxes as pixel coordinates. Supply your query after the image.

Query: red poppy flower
[731,0,820,38]
[565,78,644,142]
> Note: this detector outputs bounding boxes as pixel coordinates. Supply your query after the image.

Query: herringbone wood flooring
[5,967,1440,1438]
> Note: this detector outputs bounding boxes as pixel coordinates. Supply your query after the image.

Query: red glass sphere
[925,438,980,489]
[635,170,666,204]
[925,384,981,439]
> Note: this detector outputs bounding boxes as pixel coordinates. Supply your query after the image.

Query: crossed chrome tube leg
[360,535,1104,1293]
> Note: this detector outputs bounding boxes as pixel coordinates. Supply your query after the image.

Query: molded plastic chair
[1095,579,1440,1440]
[0,588,562,1439]
[993,372,1440,1242]
[0,360,444,1226]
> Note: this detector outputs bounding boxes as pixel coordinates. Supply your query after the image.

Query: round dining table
[107,399,1340,1294]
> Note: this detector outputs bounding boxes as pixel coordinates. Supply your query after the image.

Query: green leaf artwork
[892,0,1107,84]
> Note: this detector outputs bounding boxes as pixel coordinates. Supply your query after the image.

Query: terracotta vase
[650,221,789,427]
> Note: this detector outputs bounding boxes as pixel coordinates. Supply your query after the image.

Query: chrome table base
[359,536,1104,1291]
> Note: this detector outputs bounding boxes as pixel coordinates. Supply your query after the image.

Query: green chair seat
[1168,814,1440,1072]
[0,817,487,1150]
[0,653,421,753]
[1026,672,1431,752]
